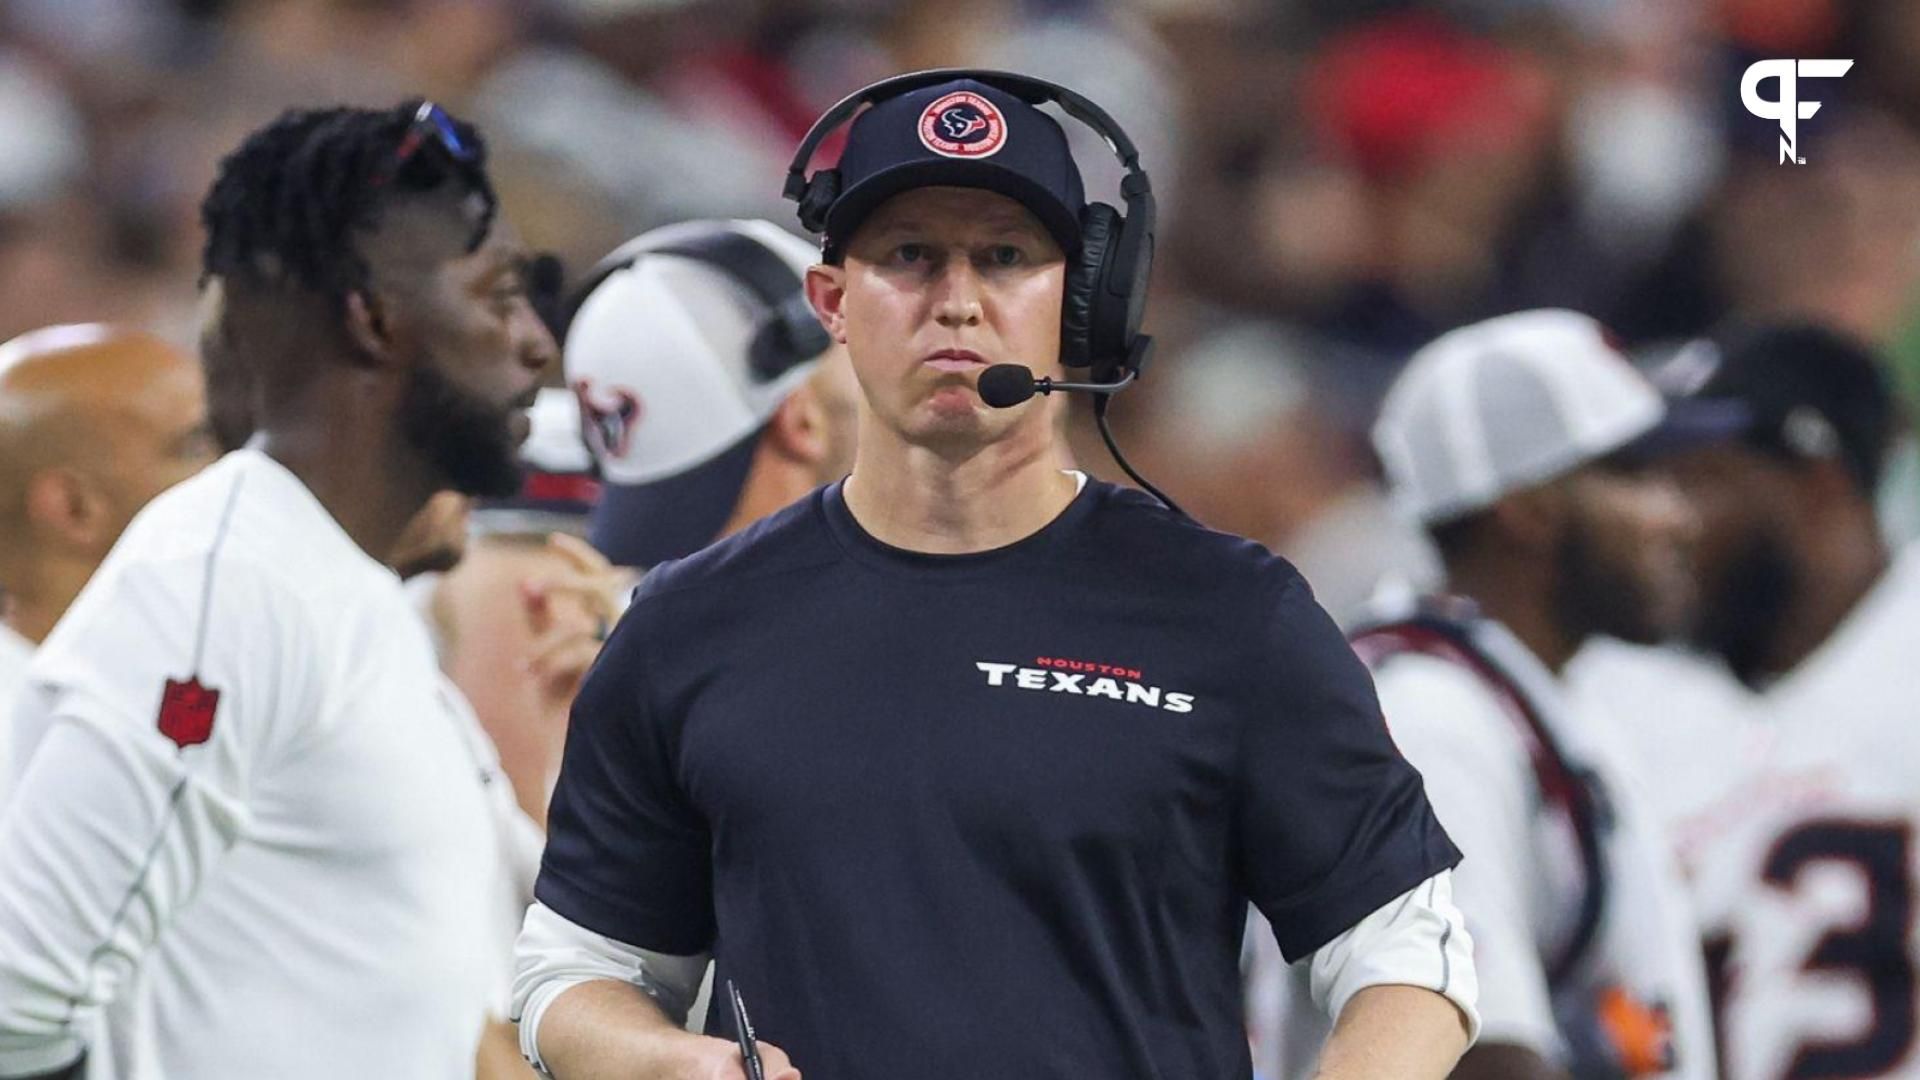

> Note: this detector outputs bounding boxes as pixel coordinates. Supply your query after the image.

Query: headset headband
[563,224,830,382]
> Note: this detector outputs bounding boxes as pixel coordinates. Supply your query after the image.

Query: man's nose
[517,301,559,373]
[931,256,984,328]
[1644,473,1701,546]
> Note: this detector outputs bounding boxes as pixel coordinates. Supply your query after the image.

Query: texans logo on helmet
[573,378,643,461]
[918,91,1006,159]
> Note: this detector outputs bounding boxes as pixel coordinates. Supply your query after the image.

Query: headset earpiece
[1062,203,1118,370]
[1089,171,1156,377]
[749,293,833,382]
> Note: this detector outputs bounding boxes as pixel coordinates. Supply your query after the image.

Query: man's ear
[344,288,401,369]
[805,264,849,345]
[764,385,827,467]
[25,468,112,553]
[1784,456,1872,551]
[1792,455,1858,512]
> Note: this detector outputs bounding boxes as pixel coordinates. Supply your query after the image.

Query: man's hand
[519,533,634,702]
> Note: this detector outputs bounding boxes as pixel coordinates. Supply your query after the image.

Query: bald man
[0,324,216,800]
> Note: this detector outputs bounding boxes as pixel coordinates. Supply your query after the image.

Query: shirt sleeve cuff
[516,976,587,1076]
[512,901,714,1072]
[1307,869,1482,1046]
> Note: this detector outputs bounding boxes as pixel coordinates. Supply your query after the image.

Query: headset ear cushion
[1061,203,1119,370]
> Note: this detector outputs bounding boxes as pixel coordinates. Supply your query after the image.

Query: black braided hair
[200,100,496,303]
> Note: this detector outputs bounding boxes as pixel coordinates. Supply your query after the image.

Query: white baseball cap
[564,219,832,567]
[1373,309,1739,525]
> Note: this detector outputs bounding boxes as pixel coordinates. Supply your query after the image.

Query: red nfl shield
[158,677,219,749]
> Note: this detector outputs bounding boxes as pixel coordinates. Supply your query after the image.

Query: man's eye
[989,246,1023,267]
[896,243,928,264]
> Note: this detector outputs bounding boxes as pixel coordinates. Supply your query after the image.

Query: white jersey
[0,623,29,808]
[0,449,500,1079]
[405,569,545,1016]
[438,670,544,1019]
[1575,545,1920,1080]
[1251,606,1715,1079]
[1566,637,1761,871]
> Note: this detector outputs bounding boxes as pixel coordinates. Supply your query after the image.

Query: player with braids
[0,101,555,1079]
[201,104,496,299]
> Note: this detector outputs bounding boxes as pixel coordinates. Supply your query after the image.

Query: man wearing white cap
[565,219,858,569]
[1252,310,1728,1080]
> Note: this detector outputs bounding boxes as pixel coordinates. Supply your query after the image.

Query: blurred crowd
[7,0,1919,624]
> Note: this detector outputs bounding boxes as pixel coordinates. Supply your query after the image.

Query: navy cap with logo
[817,78,1087,262]
[1648,322,1898,494]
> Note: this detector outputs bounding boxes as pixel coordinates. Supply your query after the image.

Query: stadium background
[3,0,1918,619]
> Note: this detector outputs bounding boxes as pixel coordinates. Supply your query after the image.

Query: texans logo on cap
[918,91,1007,159]
[574,378,643,462]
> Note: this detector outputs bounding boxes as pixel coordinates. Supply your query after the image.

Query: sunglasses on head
[370,101,477,190]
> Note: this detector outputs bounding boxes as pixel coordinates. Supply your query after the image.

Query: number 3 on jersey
[1718,819,1917,1079]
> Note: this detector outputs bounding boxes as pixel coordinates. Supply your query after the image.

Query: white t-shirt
[1575,545,1920,1080]
[404,568,548,1017]
[1252,611,1716,1079]
[0,623,31,808]
[1566,637,1761,871]
[0,449,501,1079]
[437,670,544,1019]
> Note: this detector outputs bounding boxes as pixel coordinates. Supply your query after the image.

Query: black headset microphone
[783,68,1186,518]
[976,364,1136,407]
[976,364,1178,517]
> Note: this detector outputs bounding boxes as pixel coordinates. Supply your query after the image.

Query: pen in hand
[727,978,766,1080]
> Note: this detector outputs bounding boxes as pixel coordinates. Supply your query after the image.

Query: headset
[782,69,1157,383]
[560,224,833,383]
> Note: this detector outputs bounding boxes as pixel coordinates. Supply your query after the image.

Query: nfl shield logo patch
[158,677,219,749]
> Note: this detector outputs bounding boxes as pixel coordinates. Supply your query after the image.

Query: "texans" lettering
[975,661,1196,714]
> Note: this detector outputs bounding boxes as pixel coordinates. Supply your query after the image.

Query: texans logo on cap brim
[918,91,1007,159]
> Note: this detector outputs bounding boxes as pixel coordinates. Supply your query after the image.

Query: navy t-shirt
[537,478,1459,1079]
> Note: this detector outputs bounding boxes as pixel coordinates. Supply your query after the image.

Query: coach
[513,71,1477,1079]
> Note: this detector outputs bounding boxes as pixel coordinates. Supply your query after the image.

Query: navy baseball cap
[820,78,1087,261]
[1647,323,1898,493]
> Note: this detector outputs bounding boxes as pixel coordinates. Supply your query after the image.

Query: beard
[390,544,465,581]
[1551,523,1671,648]
[399,356,524,498]
[1692,528,1797,686]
